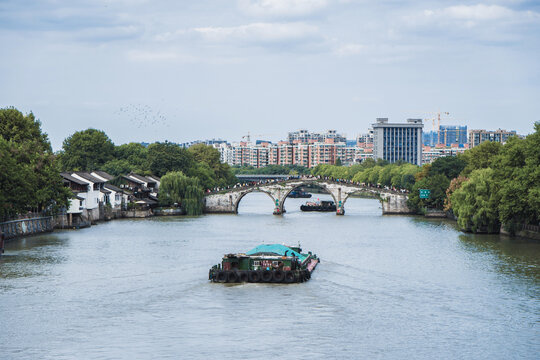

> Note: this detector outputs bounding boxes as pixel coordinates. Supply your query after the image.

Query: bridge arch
[279,181,338,213]
[341,188,383,207]
[234,188,276,214]
[340,188,384,213]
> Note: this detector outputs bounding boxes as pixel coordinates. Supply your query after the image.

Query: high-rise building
[438,125,467,146]
[287,129,346,144]
[423,131,438,147]
[468,129,517,148]
[372,118,423,166]
[356,129,374,147]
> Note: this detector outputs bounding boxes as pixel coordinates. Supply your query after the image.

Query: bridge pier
[273,198,281,215]
[336,187,345,215]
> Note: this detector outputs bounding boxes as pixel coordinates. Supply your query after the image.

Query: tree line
[308,124,540,234]
[2,107,538,231]
[0,108,237,218]
[56,129,237,215]
[0,108,71,219]
[232,164,311,175]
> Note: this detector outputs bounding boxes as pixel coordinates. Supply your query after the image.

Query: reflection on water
[1,195,539,359]
[458,233,540,283]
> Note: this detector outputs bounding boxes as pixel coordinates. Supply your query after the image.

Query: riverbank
[0,207,185,243]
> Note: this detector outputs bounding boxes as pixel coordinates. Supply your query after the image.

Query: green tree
[147,142,194,177]
[408,174,450,212]
[236,164,310,176]
[400,174,416,190]
[188,144,236,186]
[451,168,500,233]
[115,142,148,169]
[102,159,137,177]
[60,128,115,171]
[444,176,468,211]
[491,125,540,231]
[460,141,502,176]
[335,157,342,166]
[430,156,466,179]
[158,171,203,215]
[0,108,69,218]
[187,162,216,190]
[102,142,150,176]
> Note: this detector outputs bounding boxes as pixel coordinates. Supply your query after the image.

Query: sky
[1,0,539,150]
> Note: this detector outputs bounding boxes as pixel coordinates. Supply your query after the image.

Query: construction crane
[241,132,274,143]
[422,111,451,146]
[424,111,450,132]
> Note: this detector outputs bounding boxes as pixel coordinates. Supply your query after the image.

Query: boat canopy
[246,244,307,261]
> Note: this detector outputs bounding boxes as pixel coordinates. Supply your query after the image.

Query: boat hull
[300,205,336,212]
[209,261,319,284]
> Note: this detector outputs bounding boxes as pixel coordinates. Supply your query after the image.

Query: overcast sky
[1,0,539,150]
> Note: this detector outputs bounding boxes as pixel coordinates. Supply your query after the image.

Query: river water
[1,194,539,359]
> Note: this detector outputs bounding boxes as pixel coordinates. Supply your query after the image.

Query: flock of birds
[115,103,171,129]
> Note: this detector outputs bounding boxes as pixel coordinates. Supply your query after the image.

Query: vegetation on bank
[232,164,311,175]
[0,108,237,218]
[56,129,238,214]
[311,159,419,191]
[450,125,540,233]
[0,108,71,219]
[2,106,538,234]
[308,124,540,234]
[158,172,204,215]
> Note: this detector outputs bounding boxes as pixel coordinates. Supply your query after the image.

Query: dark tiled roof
[122,175,145,185]
[92,171,114,181]
[128,173,156,184]
[135,198,158,205]
[61,173,88,186]
[100,188,112,194]
[104,183,122,192]
[74,172,105,184]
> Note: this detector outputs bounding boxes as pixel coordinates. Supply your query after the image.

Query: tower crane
[423,111,451,145]
[424,111,450,132]
[241,132,273,143]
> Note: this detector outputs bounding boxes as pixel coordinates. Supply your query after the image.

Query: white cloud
[418,4,539,26]
[238,0,328,17]
[74,25,142,41]
[126,50,245,64]
[193,22,320,44]
[335,43,364,56]
[127,50,197,62]
[436,4,513,21]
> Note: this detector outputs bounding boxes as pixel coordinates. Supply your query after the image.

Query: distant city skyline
[2,0,539,151]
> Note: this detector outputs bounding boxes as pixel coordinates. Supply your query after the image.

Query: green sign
[419,189,431,199]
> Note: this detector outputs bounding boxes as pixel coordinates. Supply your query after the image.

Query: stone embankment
[0,207,175,242]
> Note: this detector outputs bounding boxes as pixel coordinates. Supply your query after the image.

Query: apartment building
[468,129,517,148]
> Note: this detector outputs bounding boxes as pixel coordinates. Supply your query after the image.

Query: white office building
[372,118,423,166]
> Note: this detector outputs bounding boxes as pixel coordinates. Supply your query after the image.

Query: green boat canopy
[246,244,307,261]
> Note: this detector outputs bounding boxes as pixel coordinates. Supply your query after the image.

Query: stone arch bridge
[203,178,413,215]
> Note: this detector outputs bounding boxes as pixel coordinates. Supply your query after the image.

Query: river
[1,194,539,359]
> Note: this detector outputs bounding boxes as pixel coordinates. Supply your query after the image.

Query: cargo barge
[209,244,320,283]
[300,200,336,212]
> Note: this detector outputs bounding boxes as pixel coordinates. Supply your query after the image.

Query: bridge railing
[205,175,410,195]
